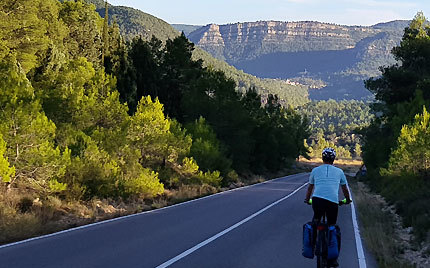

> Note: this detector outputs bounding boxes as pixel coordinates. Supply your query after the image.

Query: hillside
[187,21,408,100]
[82,0,309,106]
[172,24,203,36]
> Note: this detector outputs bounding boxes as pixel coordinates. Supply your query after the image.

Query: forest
[360,12,430,242]
[0,0,310,243]
[297,100,373,159]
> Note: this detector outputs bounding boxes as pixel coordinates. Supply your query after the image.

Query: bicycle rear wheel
[317,255,328,268]
[316,228,328,268]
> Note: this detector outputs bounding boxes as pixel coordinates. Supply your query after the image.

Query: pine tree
[0,56,69,194]
[354,143,362,158]
[185,117,232,176]
[386,106,430,176]
[59,0,103,66]
[0,134,15,183]
[102,1,109,66]
[363,12,430,170]
[0,0,67,72]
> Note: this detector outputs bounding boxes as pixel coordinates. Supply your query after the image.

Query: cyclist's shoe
[328,259,339,267]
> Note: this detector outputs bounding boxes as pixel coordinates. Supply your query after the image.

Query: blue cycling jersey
[309,164,347,204]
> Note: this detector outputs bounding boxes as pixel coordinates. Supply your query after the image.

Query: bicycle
[306,198,350,268]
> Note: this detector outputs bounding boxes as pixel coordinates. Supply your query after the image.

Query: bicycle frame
[314,214,329,268]
[305,198,349,267]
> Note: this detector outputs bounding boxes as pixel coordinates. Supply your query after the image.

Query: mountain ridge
[185,20,408,99]
[187,20,405,62]
[172,24,203,36]
[175,19,409,28]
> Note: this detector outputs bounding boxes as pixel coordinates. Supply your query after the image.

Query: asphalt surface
[0,173,375,268]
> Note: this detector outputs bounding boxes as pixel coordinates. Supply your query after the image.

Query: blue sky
[108,0,429,26]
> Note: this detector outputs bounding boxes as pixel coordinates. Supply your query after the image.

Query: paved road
[0,173,374,268]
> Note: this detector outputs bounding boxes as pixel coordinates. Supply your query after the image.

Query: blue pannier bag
[302,222,314,259]
[327,225,340,260]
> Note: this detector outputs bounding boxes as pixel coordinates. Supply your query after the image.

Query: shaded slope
[76,1,309,106]
[172,24,203,36]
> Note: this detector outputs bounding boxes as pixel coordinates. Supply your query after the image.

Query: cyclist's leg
[311,197,324,223]
[312,197,328,250]
[326,201,338,225]
[326,200,340,267]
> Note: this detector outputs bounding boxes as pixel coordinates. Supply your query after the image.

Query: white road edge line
[0,173,309,250]
[155,182,309,268]
[348,185,367,268]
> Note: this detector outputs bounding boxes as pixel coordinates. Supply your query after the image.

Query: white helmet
[322,147,336,161]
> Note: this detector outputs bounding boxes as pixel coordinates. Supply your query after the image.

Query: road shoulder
[348,176,423,268]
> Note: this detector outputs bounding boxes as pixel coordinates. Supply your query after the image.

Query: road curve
[0,173,373,268]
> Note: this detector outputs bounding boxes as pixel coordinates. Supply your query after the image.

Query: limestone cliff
[188,21,385,63]
[187,20,408,99]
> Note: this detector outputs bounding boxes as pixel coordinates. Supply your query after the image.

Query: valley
[183,20,407,100]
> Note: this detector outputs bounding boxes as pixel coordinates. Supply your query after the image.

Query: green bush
[186,117,232,176]
[123,169,164,197]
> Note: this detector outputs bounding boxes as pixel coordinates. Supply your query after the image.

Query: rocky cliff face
[187,20,408,100]
[188,21,382,63]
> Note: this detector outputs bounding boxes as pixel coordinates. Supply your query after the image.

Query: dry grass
[0,183,224,245]
[298,157,362,175]
[0,186,148,245]
[0,188,62,244]
[349,177,415,268]
[151,184,219,209]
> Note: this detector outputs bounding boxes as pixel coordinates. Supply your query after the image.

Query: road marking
[348,185,367,268]
[0,173,309,250]
[155,182,309,268]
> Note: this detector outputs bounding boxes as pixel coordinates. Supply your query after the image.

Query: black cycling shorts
[312,196,338,225]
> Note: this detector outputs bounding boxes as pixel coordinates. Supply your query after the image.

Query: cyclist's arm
[341,184,351,202]
[305,184,314,202]
[305,170,316,202]
[340,170,352,202]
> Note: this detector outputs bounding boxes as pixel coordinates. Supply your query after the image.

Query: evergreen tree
[363,12,430,170]
[185,117,232,176]
[354,143,362,158]
[0,134,15,183]
[59,0,103,66]
[0,0,67,72]
[160,33,203,120]
[385,106,430,176]
[127,37,162,113]
[0,56,69,194]
[101,1,109,66]
[183,69,254,171]
[128,96,172,168]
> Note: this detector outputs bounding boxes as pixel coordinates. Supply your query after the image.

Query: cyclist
[304,147,352,267]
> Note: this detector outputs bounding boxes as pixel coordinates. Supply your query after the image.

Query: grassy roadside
[298,157,362,175]
[348,177,417,268]
[0,166,309,246]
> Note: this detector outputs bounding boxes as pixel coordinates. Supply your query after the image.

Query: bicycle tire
[316,227,329,268]
[317,254,328,268]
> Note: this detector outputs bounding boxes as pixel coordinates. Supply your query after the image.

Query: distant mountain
[172,24,203,36]
[83,0,105,8]
[372,20,410,29]
[187,21,409,100]
[80,1,310,106]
